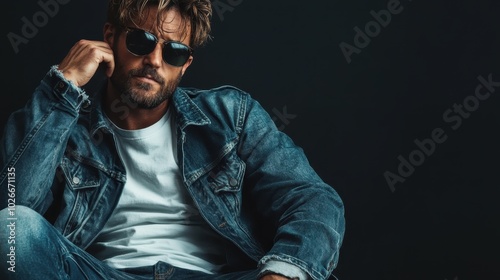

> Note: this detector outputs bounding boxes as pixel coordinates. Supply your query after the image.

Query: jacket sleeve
[237,95,345,280]
[0,66,89,213]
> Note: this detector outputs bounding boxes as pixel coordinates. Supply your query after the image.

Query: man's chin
[127,90,170,109]
[135,102,165,110]
[131,78,160,92]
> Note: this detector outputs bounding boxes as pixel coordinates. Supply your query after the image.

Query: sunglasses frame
[123,27,193,67]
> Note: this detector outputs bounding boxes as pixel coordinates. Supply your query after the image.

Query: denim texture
[0,67,345,280]
[0,206,265,280]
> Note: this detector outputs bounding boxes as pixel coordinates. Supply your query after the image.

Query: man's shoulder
[173,85,262,125]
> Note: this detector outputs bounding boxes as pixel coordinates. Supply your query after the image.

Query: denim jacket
[0,67,345,280]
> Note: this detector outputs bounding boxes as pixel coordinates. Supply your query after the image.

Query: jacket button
[82,99,91,109]
[72,177,80,184]
[229,178,238,187]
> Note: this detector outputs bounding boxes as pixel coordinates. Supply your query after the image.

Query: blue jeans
[0,206,261,280]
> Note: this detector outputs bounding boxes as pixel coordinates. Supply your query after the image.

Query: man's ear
[103,23,115,46]
[181,56,193,76]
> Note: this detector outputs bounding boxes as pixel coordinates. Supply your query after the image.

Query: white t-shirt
[88,109,226,273]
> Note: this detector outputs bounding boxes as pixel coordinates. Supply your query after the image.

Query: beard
[110,64,182,109]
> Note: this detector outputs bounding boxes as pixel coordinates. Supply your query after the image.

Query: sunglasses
[124,27,193,67]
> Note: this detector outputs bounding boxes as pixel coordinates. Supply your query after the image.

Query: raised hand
[57,40,114,87]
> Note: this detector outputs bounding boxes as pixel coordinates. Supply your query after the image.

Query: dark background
[3,0,500,279]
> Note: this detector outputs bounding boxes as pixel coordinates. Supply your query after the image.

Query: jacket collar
[172,87,211,129]
[87,83,211,137]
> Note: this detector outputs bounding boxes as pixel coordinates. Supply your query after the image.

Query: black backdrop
[3,0,500,279]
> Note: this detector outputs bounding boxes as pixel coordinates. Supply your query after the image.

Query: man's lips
[134,75,160,84]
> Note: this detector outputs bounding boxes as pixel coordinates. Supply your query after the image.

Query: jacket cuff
[258,260,311,280]
[45,65,90,111]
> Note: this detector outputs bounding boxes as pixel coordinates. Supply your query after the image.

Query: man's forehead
[134,7,190,42]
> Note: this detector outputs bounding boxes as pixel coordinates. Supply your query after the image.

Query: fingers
[58,40,114,87]
[91,41,115,78]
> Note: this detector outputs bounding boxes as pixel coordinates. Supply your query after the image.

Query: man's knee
[0,206,66,280]
[1,205,47,230]
[0,205,53,252]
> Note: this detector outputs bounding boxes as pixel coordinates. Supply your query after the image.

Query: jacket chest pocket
[59,156,102,235]
[206,151,245,212]
[61,157,101,190]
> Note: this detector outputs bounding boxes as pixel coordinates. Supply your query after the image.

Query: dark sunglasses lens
[126,29,156,55]
[163,42,191,66]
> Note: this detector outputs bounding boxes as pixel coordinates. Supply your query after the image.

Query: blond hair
[107,0,212,48]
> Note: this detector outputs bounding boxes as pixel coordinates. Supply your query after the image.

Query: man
[0,0,345,279]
